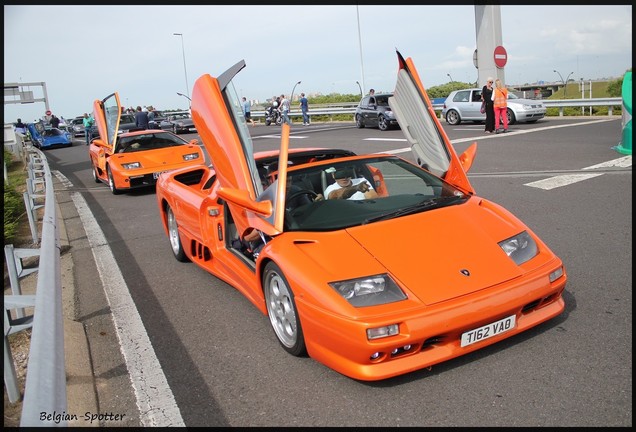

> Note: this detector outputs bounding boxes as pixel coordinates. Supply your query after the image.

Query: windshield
[116,132,187,153]
[282,156,468,231]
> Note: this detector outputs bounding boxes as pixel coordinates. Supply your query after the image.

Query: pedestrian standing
[135,105,149,130]
[481,77,495,133]
[83,112,95,145]
[279,94,291,125]
[50,114,61,129]
[492,78,509,134]
[242,97,256,126]
[14,118,27,135]
[299,93,310,125]
[147,106,157,129]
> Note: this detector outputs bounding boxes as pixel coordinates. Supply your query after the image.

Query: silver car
[441,88,546,126]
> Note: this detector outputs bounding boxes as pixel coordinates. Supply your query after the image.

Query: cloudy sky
[4,5,632,123]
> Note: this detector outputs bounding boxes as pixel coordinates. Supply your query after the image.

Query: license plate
[460,315,516,347]
[153,171,168,179]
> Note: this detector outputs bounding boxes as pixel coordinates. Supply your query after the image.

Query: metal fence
[4,142,68,426]
[249,98,622,121]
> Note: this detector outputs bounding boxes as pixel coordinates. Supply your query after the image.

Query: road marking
[53,171,185,427]
[524,173,605,190]
[259,135,307,139]
[525,155,631,190]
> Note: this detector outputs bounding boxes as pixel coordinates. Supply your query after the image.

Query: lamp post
[176,92,191,102]
[290,80,301,102]
[355,81,363,97]
[447,73,454,82]
[173,33,190,101]
[564,71,574,98]
[553,69,573,97]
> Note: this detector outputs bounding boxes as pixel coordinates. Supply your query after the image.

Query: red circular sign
[493,46,507,68]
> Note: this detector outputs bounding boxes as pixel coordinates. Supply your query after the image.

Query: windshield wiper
[363,195,466,224]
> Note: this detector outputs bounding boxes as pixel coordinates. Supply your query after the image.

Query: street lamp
[447,73,454,82]
[355,81,363,97]
[290,80,301,102]
[173,33,190,101]
[553,69,573,97]
[176,92,191,102]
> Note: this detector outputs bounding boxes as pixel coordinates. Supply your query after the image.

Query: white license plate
[153,171,167,179]
[460,315,516,347]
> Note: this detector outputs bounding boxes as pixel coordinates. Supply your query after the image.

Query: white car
[441,88,546,126]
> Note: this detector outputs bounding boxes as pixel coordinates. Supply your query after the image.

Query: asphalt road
[47,117,631,427]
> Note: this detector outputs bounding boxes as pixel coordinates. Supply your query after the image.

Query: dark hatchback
[354,93,400,131]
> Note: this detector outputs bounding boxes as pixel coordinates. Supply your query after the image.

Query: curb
[56,188,99,426]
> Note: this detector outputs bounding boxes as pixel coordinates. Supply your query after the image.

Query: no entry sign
[494,46,507,68]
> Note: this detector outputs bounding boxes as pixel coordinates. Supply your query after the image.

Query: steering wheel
[286,189,319,209]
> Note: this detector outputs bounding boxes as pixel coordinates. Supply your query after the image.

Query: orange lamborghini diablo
[155,51,567,381]
[89,92,205,194]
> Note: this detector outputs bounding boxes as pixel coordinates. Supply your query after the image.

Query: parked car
[88,112,139,142]
[154,52,567,382]
[442,88,546,126]
[88,92,205,195]
[159,111,196,134]
[27,121,73,150]
[354,93,400,131]
[70,116,86,137]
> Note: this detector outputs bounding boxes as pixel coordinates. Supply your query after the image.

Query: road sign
[494,46,507,68]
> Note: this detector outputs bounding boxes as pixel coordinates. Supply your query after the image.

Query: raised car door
[389,50,475,194]
[190,60,287,239]
[92,92,122,152]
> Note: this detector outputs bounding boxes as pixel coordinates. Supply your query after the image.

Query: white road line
[583,155,632,169]
[524,173,605,190]
[525,155,631,190]
[53,171,185,427]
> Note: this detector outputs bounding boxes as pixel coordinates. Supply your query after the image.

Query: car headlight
[122,162,141,170]
[499,231,538,265]
[329,274,407,307]
[182,153,200,161]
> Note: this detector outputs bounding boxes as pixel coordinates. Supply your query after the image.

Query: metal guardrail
[3,143,67,426]
[249,98,622,120]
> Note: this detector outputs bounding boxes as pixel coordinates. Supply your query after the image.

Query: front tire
[378,115,389,131]
[263,262,307,356]
[507,108,517,125]
[107,166,121,195]
[167,205,189,262]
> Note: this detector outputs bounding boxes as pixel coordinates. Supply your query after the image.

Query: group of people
[481,77,508,134]
[133,105,158,130]
[242,93,311,126]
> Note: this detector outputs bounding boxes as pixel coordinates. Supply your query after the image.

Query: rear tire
[355,114,365,129]
[167,205,189,262]
[445,109,461,126]
[91,161,101,183]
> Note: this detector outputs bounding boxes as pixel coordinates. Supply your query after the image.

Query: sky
[4,4,632,123]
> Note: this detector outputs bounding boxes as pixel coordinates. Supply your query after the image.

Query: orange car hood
[328,199,523,305]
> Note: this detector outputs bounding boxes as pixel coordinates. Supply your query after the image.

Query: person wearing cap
[324,167,378,200]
